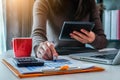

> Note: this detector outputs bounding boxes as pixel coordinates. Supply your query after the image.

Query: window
[0,0,6,54]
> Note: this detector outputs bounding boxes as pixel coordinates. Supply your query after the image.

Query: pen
[53,56,57,62]
[43,66,81,73]
[46,41,57,61]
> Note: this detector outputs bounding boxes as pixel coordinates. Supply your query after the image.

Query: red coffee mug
[12,38,32,57]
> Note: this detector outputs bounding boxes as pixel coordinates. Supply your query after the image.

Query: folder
[2,58,104,78]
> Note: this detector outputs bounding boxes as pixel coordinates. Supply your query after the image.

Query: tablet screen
[59,21,95,40]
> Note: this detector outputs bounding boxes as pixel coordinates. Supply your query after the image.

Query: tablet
[59,21,95,40]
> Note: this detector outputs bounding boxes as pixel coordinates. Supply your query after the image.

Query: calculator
[13,57,44,67]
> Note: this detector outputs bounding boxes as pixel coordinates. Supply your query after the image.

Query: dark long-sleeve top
[31,0,107,53]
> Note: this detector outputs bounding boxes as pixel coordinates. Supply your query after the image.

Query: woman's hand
[70,29,95,44]
[36,41,58,60]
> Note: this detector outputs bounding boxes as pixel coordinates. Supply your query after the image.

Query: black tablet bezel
[59,21,95,41]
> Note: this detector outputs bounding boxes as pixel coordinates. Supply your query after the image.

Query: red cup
[12,38,32,57]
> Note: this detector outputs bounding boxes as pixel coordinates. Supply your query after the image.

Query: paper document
[5,57,94,74]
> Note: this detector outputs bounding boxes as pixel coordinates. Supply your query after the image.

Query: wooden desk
[0,50,120,80]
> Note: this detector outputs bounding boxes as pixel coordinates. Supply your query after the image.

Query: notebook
[69,49,120,65]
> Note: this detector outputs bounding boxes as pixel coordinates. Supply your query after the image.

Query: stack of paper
[2,57,104,78]
[5,58,94,74]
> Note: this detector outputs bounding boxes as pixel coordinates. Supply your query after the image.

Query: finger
[80,30,96,43]
[37,45,49,59]
[70,33,88,44]
[81,29,90,36]
[37,47,46,59]
[38,48,44,56]
[44,42,53,58]
[36,50,42,58]
[73,31,89,40]
[46,41,58,59]
[41,42,52,59]
[38,47,50,60]
[42,54,50,60]
[49,42,58,58]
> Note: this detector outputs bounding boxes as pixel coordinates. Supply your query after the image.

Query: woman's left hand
[70,29,95,44]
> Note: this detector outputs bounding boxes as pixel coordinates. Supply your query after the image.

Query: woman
[31,0,107,60]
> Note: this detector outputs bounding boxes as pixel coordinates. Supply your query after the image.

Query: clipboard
[2,59,104,78]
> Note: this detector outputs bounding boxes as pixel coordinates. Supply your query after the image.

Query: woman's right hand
[36,41,58,60]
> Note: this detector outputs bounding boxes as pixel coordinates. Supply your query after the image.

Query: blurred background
[0,0,34,54]
[0,0,120,54]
